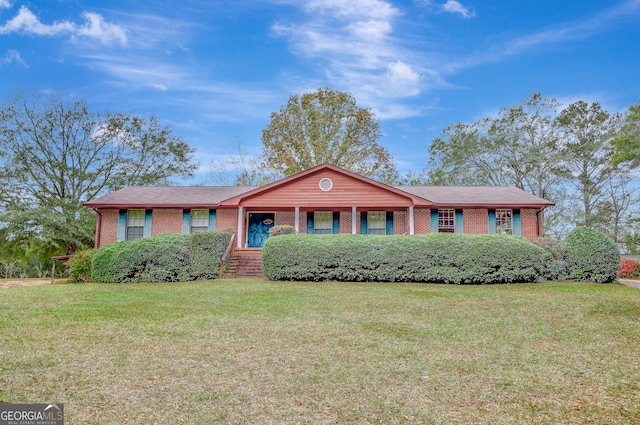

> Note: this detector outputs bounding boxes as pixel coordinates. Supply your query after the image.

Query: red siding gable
[220,164,430,209]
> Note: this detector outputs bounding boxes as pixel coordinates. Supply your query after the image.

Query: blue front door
[247,213,275,248]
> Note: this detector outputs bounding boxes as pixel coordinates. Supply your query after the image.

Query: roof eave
[83,203,227,209]
[429,203,555,209]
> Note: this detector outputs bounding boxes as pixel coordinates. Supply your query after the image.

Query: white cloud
[0,6,75,36]
[1,49,27,67]
[76,12,127,46]
[414,0,475,18]
[0,6,127,46]
[442,0,475,18]
[295,0,401,21]
[0,0,12,9]
[271,0,441,118]
[385,61,421,96]
[81,53,186,90]
[446,0,640,72]
[152,83,168,92]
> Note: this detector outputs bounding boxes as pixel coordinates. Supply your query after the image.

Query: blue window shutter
[143,209,153,238]
[209,209,217,230]
[306,212,314,234]
[488,209,496,234]
[513,209,522,236]
[182,210,190,234]
[117,210,127,242]
[360,212,368,234]
[386,211,394,235]
[332,212,340,234]
[455,209,464,233]
[430,209,439,233]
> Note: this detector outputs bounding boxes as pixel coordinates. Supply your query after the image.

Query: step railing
[218,233,236,278]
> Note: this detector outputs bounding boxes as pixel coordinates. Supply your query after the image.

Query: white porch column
[409,206,415,235]
[352,206,357,234]
[294,206,300,233]
[237,206,244,249]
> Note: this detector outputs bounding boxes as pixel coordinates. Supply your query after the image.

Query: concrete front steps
[224,249,265,278]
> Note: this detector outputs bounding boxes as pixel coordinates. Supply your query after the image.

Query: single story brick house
[84,164,554,249]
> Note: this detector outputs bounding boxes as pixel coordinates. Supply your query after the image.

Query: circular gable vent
[319,177,333,191]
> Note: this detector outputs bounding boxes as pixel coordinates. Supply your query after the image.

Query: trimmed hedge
[565,227,619,283]
[92,230,233,283]
[528,237,568,280]
[262,233,549,284]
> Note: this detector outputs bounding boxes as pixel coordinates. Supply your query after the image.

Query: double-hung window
[313,212,333,234]
[126,209,145,241]
[190,209,209,233]
[496,209,513,234]
[367,212,387,235]
[438,209,455,233]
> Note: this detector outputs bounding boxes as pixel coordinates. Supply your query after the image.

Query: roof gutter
[90,207,102,249]
[535,205,553,237]
[429,204,555,210]
[83,203,225,209]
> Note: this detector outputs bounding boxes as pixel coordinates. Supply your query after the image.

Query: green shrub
[262,233,549,284]
[92,230,233,283]
[269,225,296,237]
[565,227,619,283]
[67,249,96,283]
[190,230,234,279]
[528,237,568,280]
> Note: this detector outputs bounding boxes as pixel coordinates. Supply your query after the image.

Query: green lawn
[1,280,639,424]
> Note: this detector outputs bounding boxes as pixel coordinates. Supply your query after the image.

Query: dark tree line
[0,90,197,276]
[428,93,640,246]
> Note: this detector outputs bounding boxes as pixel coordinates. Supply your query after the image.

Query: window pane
[496,209,513,234]
[368,212,386,234]
[314,212,332,234]
[438,209,455,232]
[126,226,144,241]
[126,209,145,241]
[127,209,145,226]
[191,209,209,233]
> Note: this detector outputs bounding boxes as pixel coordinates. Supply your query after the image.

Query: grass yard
[0,280,639,424]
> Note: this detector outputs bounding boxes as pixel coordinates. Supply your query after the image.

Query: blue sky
[1,0,639,184]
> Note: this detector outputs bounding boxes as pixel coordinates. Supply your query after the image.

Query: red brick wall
[340,210,354,234]
[414,209,431,234]
[216,208,238,232]
[151,209,182,236]
[464,209,489,234]
[521,209,540,237]
[96,206,543,249]
[277,211,295,227]
[394,211,408,234]
[98,209,119,247]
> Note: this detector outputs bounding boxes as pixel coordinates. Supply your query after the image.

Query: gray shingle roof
[85,184,553,208]
[397,186,553,207]
[84,186,256,208]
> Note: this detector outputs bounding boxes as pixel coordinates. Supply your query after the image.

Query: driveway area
[0,278,64,289]
[618,279,640,289]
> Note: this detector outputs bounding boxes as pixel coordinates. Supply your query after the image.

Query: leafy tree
[427,93,566,233]
[556,101,622,229]
[428,93,565,200]
[0,90,198,255]
[611,100,640,167]
[261,87,398,184]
